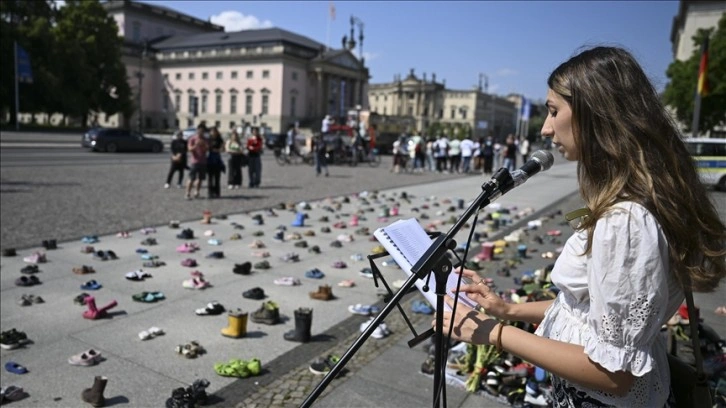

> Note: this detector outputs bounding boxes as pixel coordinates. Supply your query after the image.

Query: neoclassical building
[368,69,517,140]
[100,0,369,133]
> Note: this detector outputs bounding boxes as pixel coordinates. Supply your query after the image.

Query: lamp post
[349,16,365,109]
[136,40,148,132]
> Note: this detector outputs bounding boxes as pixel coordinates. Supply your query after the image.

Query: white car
[683,137,726,190]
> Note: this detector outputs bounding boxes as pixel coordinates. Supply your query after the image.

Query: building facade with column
[96,0,369,133]
[368,69,517,140]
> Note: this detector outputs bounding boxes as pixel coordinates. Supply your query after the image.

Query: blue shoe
[140,254,157,260]
[305,268,324,279]
[136,248,148,254]
[291,212,306,227]
[81,236,99,244]
[411,300,434,315]
[80,280,102,290]
[208,239,222,246]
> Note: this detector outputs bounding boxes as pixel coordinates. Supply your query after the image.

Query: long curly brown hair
[548,46,726,292]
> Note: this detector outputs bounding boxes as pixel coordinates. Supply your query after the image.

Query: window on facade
[292,71,298,81]
[261,94,269,115]
[215,120,220,128]
[202,72,208,80]
[408,106,413,116]
[290,96,296,117]
[461,109,467,119]
[189,72,195,80]
[231,71,238,79]
[188,95,195,114]
[450,108,455,119]
[201,94,208,113]
[215,93,222,114]
[375,95,379,101]
[246,70,253,79]
[384,95,388,101]
[383,107,387,115]
[230,94,237,114]
[245,94,253,114]
[439,109,444,119]
[216,71,222,80]
[230,121,235,130]
[187,118,193,127]
[163,93,169,111]
[176,73,181,80]
[163,73,169,81]
[262,70,270,79]
[132,21,141,43]
[175,94,181,112]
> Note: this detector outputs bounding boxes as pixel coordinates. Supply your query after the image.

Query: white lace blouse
[535,202,684,407]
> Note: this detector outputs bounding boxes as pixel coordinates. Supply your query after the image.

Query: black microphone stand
[300,168,515,408]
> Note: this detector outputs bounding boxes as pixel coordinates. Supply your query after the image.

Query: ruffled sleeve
[584,203,671,376]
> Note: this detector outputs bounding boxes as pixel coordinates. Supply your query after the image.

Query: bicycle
[274,146,302,166]
[351,145,381,167]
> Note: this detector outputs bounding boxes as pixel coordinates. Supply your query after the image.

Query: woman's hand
[453,269,511,320]
[434,296,498,345]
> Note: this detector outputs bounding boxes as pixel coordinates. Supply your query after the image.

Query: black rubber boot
[81,376,107,407]
[283,307,312,342]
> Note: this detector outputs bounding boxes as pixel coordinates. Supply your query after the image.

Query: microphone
[510,150,555,188]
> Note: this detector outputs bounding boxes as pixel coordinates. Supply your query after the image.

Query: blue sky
[145,1,679,101]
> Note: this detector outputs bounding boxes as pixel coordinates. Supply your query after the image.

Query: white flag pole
[14,41,20,131]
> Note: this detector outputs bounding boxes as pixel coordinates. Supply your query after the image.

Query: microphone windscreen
[531,150,554,171]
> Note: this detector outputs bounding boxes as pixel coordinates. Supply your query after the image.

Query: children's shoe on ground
[253,260,270,270]
[305,268,325,279]
[242,287,265,300]
[309,354,341,375]
[274,276,301,286]
[348,304,380,316]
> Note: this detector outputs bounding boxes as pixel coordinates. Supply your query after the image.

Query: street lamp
[136,40,148,132]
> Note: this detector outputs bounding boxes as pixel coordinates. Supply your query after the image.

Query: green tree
[663,13,726,134]
[0,0,57,124]
[53,0,131,124]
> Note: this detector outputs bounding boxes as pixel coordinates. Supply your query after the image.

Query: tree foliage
[663,13,726,134]
[0,0,131,125]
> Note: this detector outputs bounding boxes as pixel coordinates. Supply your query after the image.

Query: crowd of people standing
[392,132,534,175]
[164,122,266,200]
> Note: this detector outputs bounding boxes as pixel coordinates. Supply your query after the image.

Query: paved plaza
[1,135,724,408]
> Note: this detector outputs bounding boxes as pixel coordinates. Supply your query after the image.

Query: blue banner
[521,97,530,121]
[17,44,33,83]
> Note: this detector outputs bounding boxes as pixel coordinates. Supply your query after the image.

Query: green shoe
[254,261,270,270]
[246,358,262,376]
[252,231,264,237]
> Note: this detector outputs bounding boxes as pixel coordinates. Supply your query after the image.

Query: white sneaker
[164,183,170,189]
[227,185,233,189]
[524,393,549,406]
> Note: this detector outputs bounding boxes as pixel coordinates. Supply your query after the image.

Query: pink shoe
[176,243,196,253]
[193,278,210,289]
[390,207,399,216]
[23,252,46,264]
[348,215,359,227]
[190,270,204,278]
[251,251,270,258]
[181,258,197,267]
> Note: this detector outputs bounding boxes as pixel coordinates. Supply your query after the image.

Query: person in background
[185,124,209,200]
[165,130,187,189]
[437,45,726,407]
[425,137,435,172]
[520,137,531,163]
[434,134,448,173]
[206,127,225,199]
[502,133,517,171]
[459,135,474,173]
[481,136,494,175]
[321,114,333,135]
[286,124,298,158]
[246,126,264,188]
[312,132,329,177]
[471,137,482,172]
[226,130,245,189]
[448,136,461,174]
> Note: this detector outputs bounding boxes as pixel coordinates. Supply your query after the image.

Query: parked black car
[81,128,164,153]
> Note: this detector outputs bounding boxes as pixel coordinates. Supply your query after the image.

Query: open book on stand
[373,218,479,312]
